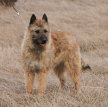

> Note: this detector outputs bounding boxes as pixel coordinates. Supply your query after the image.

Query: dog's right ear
[29,14,36,25]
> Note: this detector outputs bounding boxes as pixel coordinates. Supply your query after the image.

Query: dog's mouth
[39,39,47,46]
[33,39,48,48]
[32,35,48,48]
[38,43,46,47]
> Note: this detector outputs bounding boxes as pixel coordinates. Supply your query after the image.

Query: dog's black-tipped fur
[42,13,48,23]
[81,58,91,71]
[82,64,91,71]
[0,0,17,7]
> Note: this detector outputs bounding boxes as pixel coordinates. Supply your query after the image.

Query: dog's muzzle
[32,34,48,46]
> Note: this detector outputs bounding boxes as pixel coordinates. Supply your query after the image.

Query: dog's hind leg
[65,60,81,93]
[54,62,65,89]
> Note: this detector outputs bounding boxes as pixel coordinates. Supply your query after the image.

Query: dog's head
[28,14,50,49]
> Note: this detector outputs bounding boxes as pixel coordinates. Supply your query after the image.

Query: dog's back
[51,31,79,54]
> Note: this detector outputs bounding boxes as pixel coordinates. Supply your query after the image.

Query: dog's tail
[81,58,91,71]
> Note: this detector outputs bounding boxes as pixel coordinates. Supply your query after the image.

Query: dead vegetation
[0,0,108,107]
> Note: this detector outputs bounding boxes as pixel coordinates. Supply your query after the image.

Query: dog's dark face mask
[29,13,50,49]
[32,31,48,47]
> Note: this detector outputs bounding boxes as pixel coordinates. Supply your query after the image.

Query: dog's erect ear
[30,14,36,25]
[42,13,48,23]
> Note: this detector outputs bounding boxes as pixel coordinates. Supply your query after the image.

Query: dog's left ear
[42,13,48,23]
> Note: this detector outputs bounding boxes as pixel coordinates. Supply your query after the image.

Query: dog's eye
[44,29,48,33]
[35,30,40,34]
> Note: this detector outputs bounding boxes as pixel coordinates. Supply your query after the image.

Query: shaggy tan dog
[21,14,81,96]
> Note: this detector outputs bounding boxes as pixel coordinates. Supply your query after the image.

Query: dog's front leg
[38,69,48,96]
[25,70,35,95]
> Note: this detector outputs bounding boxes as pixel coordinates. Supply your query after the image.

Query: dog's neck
[30,47,44,55]
[34,48,41,54]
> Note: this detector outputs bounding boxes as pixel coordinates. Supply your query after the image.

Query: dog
[21,13,88,96]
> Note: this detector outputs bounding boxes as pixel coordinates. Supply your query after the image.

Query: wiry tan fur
[21,15,81,96]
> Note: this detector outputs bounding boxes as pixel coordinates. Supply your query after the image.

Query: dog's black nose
[33,35,48,45]
[37,35,48,44]
[41,38,47,44]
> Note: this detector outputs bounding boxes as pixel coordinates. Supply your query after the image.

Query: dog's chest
[29,51,51,71]
[29,59,43,71]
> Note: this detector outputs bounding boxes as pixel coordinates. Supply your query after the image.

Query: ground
[0,0,108,107]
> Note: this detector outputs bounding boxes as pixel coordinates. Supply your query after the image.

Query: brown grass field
[0,0,108,107]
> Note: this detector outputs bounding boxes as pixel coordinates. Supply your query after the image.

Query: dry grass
[0,0,108,107]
